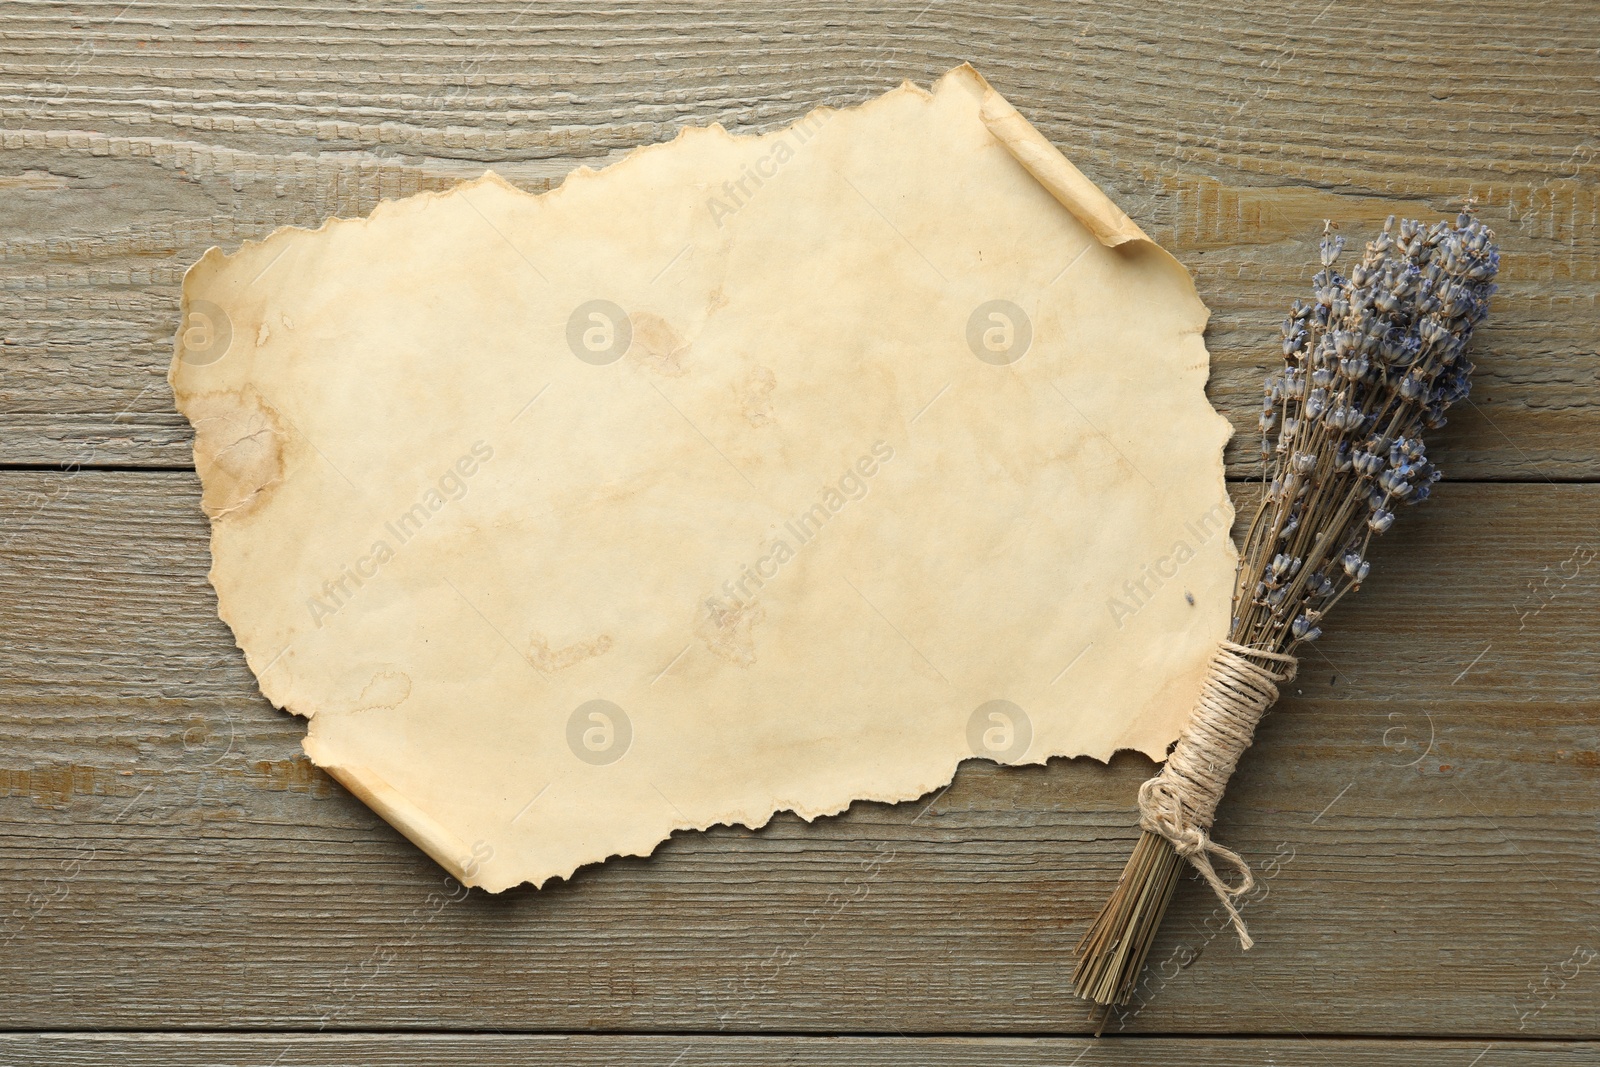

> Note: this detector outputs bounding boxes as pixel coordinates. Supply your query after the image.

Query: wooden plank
[1,1035,1596,1067]
[2,474,1598,1034]
[1,1,1596,475]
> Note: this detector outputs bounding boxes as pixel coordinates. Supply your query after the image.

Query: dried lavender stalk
[1238,211,1499,654]
[1074,212,1500,1013]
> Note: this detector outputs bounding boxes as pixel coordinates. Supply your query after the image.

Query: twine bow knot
[1137,640,1297,950]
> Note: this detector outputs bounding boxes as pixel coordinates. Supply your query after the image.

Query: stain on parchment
[627,312,690,377]
[528,632,614,673]
[184,386,286,521]
[693,596,762,668]
[741,365,776,427]
[325,669,413,715]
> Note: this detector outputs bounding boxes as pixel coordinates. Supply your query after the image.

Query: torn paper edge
[172,65,1236,889]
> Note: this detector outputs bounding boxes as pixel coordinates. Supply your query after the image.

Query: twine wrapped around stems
[1136,640,1297,949]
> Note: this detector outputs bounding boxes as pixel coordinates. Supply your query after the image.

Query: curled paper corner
[947,65,1223,446]
[172,63,1236,892]
[960,66,1150,248]
[313,754,484,886]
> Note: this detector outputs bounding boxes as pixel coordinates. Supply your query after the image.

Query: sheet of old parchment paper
[170,64,1234,891]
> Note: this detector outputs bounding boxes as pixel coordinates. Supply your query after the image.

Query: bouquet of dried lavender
[1073,211,1501,1012]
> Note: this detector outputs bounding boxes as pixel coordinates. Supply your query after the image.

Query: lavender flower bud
[1418,317,1451,351]
[1323,403,1364,434]
[1291,614,1322,642]
[1391,437,1424,465]
[1377,469,1412,498]
[1319,233,1344,266]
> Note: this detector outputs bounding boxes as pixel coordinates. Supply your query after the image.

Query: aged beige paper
[170,64,1234,891]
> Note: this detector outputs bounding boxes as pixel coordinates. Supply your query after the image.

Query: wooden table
[3,2,1597,1063]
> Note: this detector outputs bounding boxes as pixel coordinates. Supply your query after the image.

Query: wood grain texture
[2,0,1597,1054]
[3,1035,1598,1067]
[2,476,1598,1036]
[1,1,1597,474]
